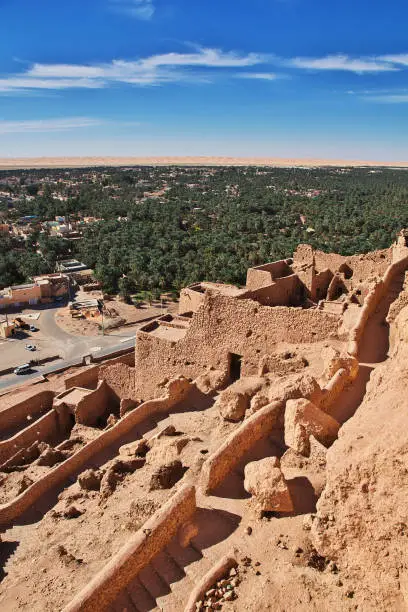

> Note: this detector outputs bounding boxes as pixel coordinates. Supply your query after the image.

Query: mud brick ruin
[1,230,408,611]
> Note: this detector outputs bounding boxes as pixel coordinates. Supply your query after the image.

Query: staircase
[109,506,239,612]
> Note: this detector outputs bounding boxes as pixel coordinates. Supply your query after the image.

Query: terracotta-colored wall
[179,287,205,314]
[135,293,340,399]
[0,390,55,435]
[98,362,135,400]
[245,274,304,307]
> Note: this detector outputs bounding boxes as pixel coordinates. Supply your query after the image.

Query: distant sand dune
[0,156,407,169]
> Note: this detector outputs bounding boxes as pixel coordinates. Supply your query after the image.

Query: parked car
[14,363,32,375]
[29,325,38,332]
[25,344,37,351]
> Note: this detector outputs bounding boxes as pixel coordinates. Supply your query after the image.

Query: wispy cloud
[0,48,266,92]
[236,72,279,80]
[0,117,104,134]
[289,54,399,73]
[109,0,155,20]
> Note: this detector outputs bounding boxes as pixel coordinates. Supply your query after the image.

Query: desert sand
[0,156,407,169]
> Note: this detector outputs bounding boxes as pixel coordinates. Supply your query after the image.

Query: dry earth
[0,156,408,169]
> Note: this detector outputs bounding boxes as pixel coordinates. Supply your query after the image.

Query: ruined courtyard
[1,231,408,611]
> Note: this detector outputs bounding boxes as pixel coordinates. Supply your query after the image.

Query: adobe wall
[246,260,292,290]
[179,286,206,314]
[64,353,135,391]
[64,365,99,391]
[0,409,59,464]
[63,484,196,612]
[135,294,340,399]
[0,378,195,527]
[314,249,391,283]
[244,274,304,307]
[98,362,135,401]
[0,390,55,435]
[75,380,112,426]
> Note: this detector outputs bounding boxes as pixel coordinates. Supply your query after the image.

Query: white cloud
[377,54,408,66]
[0,48,266,92]
[0,117,104,134]
[364,94,408,103]
[237,72,279,80]
[289,54,399,73]
[109,0,155,20]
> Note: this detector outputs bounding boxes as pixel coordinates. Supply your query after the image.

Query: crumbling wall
[63,484,196,612]
[135,294,339,399]
[314,248,391,284]
[0,378,195,527]
[75,380,112,426]
[0,391,55,435]
[0,409,59,464]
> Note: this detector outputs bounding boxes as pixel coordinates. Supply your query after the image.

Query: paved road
[0,336,135,392]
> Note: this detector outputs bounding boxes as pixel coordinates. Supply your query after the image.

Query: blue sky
[0,0,408,160]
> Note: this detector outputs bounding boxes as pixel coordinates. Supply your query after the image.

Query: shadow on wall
[190,507,241,552]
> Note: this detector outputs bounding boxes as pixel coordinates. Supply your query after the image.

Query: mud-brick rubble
[1,237,408,611]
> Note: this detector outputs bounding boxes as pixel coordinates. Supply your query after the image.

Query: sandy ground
[56,294,177,337]
[0,156,407,169]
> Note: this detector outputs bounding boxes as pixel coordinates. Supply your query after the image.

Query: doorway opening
[229,353,242,382]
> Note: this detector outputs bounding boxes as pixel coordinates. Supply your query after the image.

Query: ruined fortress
[2,231,408,611]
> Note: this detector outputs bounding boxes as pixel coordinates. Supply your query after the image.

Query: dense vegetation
[1,166,408,294]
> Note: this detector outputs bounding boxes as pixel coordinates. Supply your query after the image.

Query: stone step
[166,541,211,583]
[127,576,159,612]
[138,564,171,604]
[152,550,194,611]
[109,589,138,612]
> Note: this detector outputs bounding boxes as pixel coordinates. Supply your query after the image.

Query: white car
[14,364,32,375]
[25,344,37,351]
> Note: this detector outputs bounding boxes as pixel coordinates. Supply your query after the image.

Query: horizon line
[0,155,408,170]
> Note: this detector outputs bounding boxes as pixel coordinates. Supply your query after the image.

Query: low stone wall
[0,378,194,527]
[0,390,55,435]
[200,401,283,494]
[63,484,197,612]
[0,409,59,464]
[184,553,238,612]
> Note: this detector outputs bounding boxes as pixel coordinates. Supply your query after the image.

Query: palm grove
[1,166,408,297]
